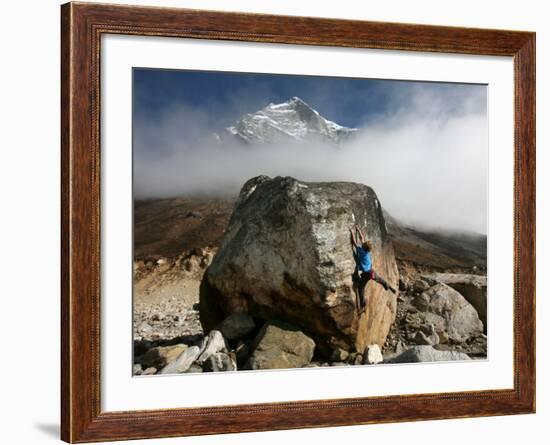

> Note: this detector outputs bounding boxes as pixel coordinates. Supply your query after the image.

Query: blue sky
[134,68,486,132]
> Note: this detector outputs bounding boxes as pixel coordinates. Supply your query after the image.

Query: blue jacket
[356,245,372,272]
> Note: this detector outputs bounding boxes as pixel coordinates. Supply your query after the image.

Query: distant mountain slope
[134,197,486,271]
[384,211,486,270]
[134,197,234,260]
[214,96,357,145]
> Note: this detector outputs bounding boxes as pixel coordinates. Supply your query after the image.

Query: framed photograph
[61,2,535,442]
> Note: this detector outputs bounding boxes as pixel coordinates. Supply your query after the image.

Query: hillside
[134,196,486,272]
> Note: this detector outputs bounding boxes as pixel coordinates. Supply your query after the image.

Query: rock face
[414,283,483,343]
[245,321,316,370]
[385,345,471,363]
[423,273,487,332]
[200,176,399,355]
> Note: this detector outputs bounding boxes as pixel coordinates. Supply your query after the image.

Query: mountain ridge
[214,96,358,145]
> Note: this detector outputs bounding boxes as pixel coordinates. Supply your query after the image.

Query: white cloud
[134,87,487,234]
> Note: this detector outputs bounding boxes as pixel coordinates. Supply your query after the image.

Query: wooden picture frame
[61,2,536,442]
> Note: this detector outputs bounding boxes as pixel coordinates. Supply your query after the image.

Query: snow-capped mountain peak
[218,97,357,145]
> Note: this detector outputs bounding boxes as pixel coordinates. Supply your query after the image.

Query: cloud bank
[134,85,487,234]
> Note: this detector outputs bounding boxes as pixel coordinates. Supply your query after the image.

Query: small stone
[141,344,187,369]
[330,348,349,362]
[414,293,430,311]
[203,352,237,372]
[133,364,143,375]
[414,330,433,345]
[142,367,157,375]
[159,346,201,374]
[364,344,383,364]
[413,279,430,293]
[395,341,407,354]
[196,330,228,364]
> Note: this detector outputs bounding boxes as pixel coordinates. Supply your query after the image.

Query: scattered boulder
[416,283,483,343]
[414,330,437,346]
[385,345,471,363]
[413,279,430,293]
[245,320,316,370]
[203,352,237,372]
[423,273,487,332]
[217,313,255,340]
[159,346,201,375]
[196,330,228,365]
[141,344,187,369]
[364,344,383,364]
[330,348,349,362]
[200,176,399,354]
[414,324,440,345]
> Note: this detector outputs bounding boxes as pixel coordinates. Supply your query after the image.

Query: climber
[350,224,396,311]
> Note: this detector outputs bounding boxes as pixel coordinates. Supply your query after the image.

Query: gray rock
[413,279,430,293]
[385,345,471,363]
[423,273,487,332]
[200,176,399,355]
[416,283,483,343]
[414,293,430,312]
[133,364,143,376]
[203,352,237,372]
[245,320,316,370]
[159,346,201,374]
[186,364,203,373]
[196,330,228,365]
[414,324,440,345]
[330,348,349,362]
[395,341,407,354]
[217,313,255,340]
[141,344,187,369]
[364,344,383,364]
[414,330,437,346]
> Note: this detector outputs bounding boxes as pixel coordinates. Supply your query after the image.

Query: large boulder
[245,320,316,370]
[423,273,487,332]
[415,283,483,343]
[200,176,399,354]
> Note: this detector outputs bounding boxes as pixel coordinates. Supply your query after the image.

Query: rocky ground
[382,271,487,359]
[133,192,487,376]
[133,240,487,376]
